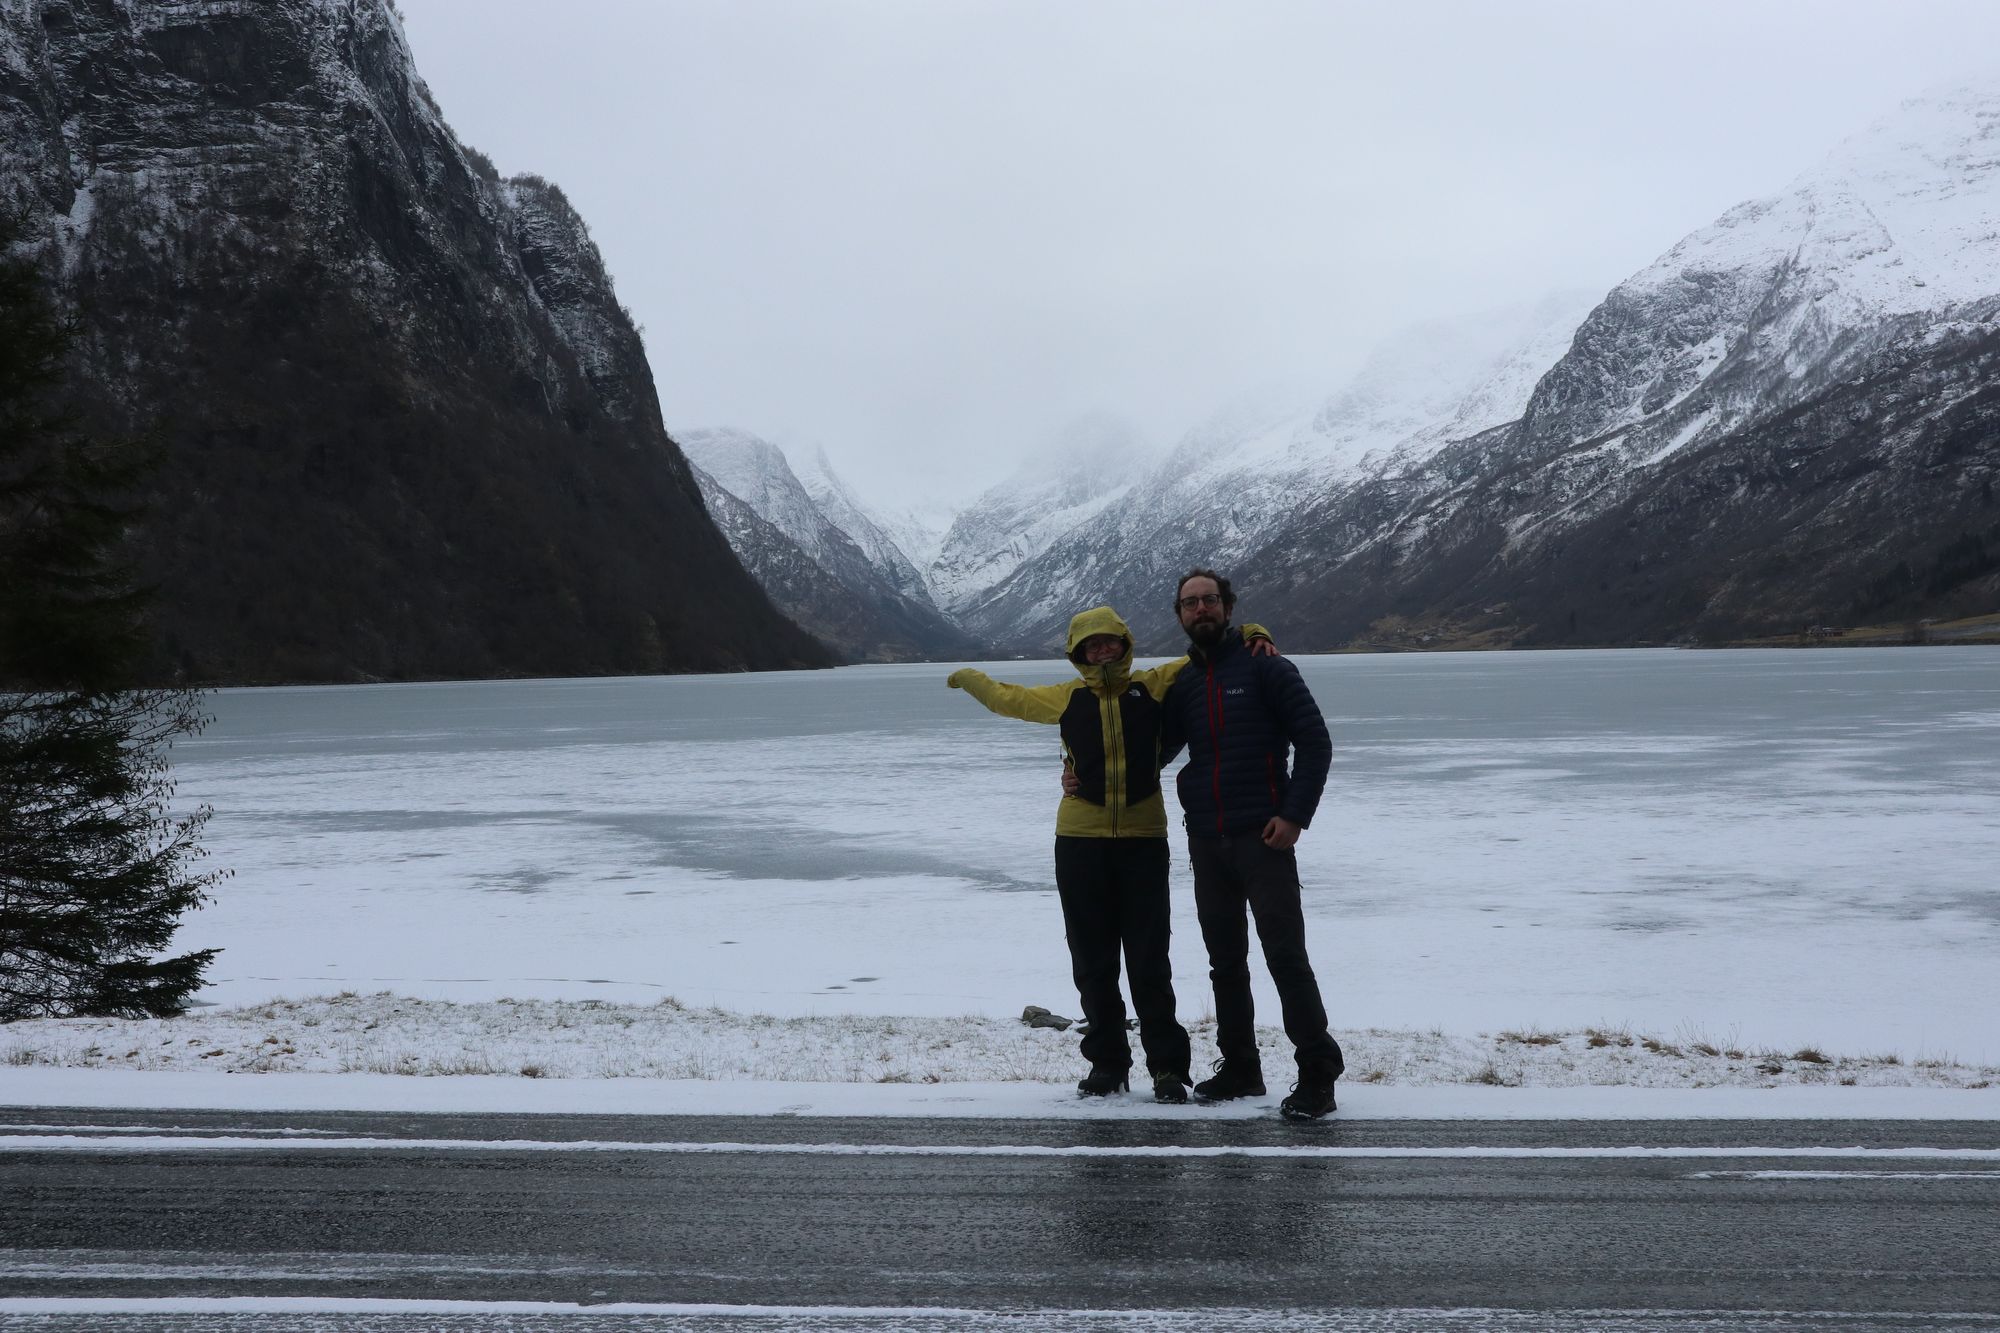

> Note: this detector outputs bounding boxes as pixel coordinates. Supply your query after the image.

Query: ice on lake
[170,647,2000,1063]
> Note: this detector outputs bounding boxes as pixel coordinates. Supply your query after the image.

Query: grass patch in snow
[2,995,1997,1090]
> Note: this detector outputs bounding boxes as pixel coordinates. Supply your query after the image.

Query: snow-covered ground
[3,991,1987,1087]
[4,647,1997,1115]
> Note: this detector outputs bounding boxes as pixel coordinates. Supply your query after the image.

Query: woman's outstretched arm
[947,669,1071,724]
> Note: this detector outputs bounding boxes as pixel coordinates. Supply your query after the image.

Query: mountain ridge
[1225,79,2000,648]
[679,427,978,662]
[928,81,2000,654]
[957,294,1603,653]
[0,0,834,681]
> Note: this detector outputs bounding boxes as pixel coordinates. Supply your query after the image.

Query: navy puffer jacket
[1161,627,1332,838]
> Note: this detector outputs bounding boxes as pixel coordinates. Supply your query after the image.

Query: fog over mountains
[1224,79,2000,654]
[694,81,2000,659]
[953,294,1605,651]
[681,415,1158,659]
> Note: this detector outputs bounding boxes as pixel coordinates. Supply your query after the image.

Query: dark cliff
[0,0,834,681]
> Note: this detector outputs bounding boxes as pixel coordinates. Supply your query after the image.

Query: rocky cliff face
[0,0,831,681]
[687,462,908,662]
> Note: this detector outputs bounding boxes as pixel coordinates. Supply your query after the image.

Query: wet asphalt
[2,1107,1998,1329]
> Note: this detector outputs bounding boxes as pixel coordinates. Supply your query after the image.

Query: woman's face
[1080,633,1124,664]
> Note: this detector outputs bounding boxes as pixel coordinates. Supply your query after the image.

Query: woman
[947,606,1270,1103]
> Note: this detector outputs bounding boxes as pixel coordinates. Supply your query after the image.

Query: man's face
[1176,576,1229,647]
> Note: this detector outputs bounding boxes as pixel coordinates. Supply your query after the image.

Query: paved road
[3,1107,1998,1331]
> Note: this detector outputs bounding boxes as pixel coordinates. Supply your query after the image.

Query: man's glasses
[1176,593,1225,611]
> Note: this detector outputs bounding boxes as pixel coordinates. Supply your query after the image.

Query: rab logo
[1225,687,1247,696]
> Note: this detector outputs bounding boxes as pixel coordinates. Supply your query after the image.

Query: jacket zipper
[1206,661,1225,835]
[1106,687,1123,836]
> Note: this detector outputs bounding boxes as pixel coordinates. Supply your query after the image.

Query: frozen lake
[171,647,2000,1062]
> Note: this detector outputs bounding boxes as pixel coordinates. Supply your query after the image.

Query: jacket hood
[1066,605,1133,691]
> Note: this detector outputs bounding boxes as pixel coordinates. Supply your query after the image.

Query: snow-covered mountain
[680,428,977,661]
[957,294,1600,651]
[1237,79,2000,647]
[689,76,2000,661]
[791,447,939,609]
[927,412,1158,615]
[870,496,961,579]
[1518,82,2000,471]
[681,430,861,581]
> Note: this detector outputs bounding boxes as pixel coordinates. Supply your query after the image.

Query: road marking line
[0,1299,982,1316]
[2,1297,1998,1322]
[1689,1169,2000,1180]
[0,1122,341,1136]
[5,1134,2000,1160]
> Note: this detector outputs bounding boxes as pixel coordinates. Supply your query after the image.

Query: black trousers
[1052,836,1191,1077]
[1189,832,1344,1080]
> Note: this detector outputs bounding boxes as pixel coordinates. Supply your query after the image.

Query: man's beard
[1185,616,1229,648]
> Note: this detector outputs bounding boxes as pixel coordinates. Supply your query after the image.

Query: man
[1161,568,1343,1119]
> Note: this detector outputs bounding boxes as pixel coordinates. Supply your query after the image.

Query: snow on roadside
[2,994,1994,1090]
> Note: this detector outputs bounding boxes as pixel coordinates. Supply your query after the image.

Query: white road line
[2,1297,1998,1322]
[0,1256,656,1281]
[1688,1169,2000,1180]
[5,1134,2000,1161]
[0,1122,341,1136]
[0,1299,980,1316]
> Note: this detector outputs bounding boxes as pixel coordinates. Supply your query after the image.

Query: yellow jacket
[947,606,1265,839]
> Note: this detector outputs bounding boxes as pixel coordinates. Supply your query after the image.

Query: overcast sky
[395,0,2000,509]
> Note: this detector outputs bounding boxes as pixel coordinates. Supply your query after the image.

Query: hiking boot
[1193,1058,1265,1101]
[1151,1071,1190,1104]
[1076,1064,1129,1096]
[1279,1076,1337,1121]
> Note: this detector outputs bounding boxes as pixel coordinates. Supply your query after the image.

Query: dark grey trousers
[1189,831,1344,1080]
[1053,836,1191,1077]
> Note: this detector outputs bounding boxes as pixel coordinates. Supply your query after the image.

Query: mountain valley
[6,0,1994,676]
